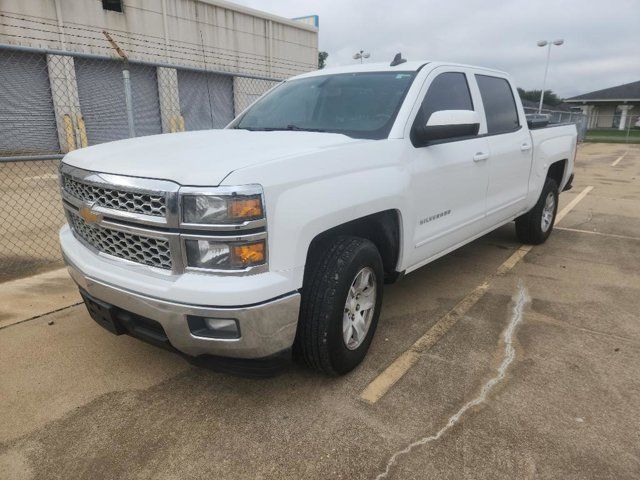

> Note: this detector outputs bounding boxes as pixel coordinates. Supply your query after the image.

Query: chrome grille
[62,174,166,217]
[67,211,172,270]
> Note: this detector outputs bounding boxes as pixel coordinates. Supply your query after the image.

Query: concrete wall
[0,0,317,78]
[0,0,316,150]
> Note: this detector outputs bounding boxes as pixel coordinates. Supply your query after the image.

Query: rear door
[474,74,532,222]
[407,68,490,268]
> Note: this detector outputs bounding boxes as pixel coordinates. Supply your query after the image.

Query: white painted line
[375,283,529,480]
[359,185,594,405]
[555,227,640,242]
[611,153,626,167]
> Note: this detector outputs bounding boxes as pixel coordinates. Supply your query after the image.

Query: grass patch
[585,129,640,143]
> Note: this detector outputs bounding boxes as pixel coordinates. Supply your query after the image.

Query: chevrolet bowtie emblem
[78,202,102,224]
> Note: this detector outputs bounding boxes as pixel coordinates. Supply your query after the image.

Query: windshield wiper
[236,124,328,133]
[283,124,327,132]
[233,126,267,131]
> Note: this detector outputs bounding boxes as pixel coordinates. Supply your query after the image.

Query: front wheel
[294,236,384,375]
[515,178,559,245]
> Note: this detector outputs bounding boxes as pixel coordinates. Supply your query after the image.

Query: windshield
[232,72,416,139]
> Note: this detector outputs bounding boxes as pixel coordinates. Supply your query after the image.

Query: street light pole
[353,50,370,63]
[537,39,564,114]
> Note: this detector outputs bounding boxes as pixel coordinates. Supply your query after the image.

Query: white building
[0,0,318,155]
[566,80,639,131]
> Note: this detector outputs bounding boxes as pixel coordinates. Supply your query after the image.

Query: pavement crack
[529,314,640,346]
[0,302,82,331]
[374,281,529,480]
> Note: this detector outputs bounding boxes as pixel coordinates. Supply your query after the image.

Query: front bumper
[65,257,301,359]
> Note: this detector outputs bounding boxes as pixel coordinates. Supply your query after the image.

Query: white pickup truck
[59,59,576,375]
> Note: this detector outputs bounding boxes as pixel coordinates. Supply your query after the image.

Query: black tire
[515,177,559,245]
[294,236,384,375]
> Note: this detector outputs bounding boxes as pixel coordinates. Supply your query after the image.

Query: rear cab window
[475,75,520,135]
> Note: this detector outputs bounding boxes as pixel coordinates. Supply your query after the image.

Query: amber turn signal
[228,196,263,220]
[232,241,265,267]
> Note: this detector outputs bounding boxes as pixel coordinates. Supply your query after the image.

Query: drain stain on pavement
[375,281,529,480]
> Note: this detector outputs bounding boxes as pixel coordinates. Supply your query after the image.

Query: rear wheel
[294,236,384,375]
[515,177,559,244]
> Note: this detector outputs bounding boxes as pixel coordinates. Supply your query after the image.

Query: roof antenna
[390,52,406,67]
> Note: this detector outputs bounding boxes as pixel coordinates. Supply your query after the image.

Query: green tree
[517,88,563,107]
[318,51,328,69]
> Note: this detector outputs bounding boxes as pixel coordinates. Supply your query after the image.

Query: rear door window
[475,75,520,134]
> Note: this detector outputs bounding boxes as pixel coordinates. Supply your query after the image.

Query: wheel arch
[546,158,567,187]
[303,210,403,284]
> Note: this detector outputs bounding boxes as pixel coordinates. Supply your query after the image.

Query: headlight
[182,193,263,225]
[185,238,266,270]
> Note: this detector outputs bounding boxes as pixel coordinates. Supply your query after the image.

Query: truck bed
[530,123,577,191]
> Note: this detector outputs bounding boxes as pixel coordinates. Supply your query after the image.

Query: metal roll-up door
[75,59,162,145]
[129,64,163,137]
[207,73,234,127]
[178,70,234,131]
[0,50,59,156]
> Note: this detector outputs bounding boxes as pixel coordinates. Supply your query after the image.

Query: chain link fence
[522,106,589,141]
[582,113,640,143]
[0,44,282,281]
[0,159,64,282]
[522,106,640,144]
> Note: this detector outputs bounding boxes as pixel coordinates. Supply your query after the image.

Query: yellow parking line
[359,186,594,404]
[360,280,493,404]
[555,185,593,223]
[611,153,626,167]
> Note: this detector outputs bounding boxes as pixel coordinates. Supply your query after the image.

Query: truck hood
[62,129,362,186]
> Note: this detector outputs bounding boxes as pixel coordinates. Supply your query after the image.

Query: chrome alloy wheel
[343,267,377,350]
[541,191,556,232]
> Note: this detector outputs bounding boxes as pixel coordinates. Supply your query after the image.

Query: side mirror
[413,110,480,146]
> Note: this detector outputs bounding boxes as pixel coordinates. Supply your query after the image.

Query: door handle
[473,152,489,162]
[520,143,532,151]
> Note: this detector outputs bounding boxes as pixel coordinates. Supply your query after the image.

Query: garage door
[75,59,162,145]
[177,70,234,131]
[0,50,59,156]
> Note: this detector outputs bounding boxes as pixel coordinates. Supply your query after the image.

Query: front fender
[223,140,409,289]
[270,166,409,288]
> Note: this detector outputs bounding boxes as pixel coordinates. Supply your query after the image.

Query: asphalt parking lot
[1,143,639,479]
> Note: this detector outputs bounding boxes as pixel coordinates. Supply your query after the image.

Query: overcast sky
[234,0,639,98]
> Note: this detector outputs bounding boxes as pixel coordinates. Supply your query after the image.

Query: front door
[407,70,490,268]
